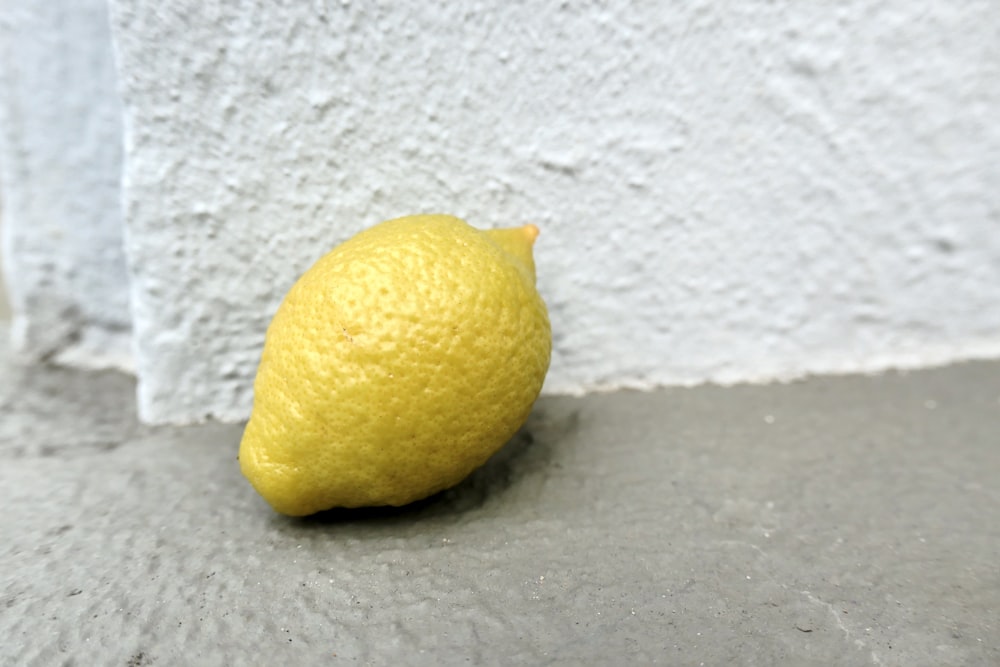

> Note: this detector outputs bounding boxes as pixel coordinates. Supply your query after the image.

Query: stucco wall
[0,0,131,369]
[107,1,1000,424]
[0,0,952,422]
[0,216,9,321]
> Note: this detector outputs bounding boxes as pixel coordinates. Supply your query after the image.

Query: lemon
[239,214,551,516]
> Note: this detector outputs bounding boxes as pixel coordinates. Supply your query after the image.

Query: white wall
[0,0,131,368]
[0,215,9,321]
[107,1,1000,424]
[11,0,996,424]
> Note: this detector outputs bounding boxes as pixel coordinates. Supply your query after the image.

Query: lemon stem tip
[522,224,540,244]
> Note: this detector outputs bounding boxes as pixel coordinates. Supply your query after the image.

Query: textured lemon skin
[239,215,551,516]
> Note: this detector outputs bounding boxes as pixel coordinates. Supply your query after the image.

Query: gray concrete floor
[2,330,998,666]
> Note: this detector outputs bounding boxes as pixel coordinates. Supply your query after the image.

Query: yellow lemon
[239,214,551,515]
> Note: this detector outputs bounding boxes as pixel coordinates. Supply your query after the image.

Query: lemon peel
[239,214,551,516]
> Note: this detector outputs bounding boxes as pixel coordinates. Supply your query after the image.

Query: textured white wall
[0,217,9,321]
[0,0,131,369]
[108,1,1000,424]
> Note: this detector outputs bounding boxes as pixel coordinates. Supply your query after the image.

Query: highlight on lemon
[238,214,551,516]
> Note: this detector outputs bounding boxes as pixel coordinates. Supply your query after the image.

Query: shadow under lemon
[264,399,581,528]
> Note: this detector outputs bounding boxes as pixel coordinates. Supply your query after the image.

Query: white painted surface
[0,0,132,369]
[0,221,9,321]
[108,1,1000,424]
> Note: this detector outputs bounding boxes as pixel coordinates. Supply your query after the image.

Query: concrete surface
[0,0,132,370]
[108,2,1000,424]
[2,330,998,666]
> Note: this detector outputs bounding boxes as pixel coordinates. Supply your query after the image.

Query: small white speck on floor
[746,575,751,580]
[631,609,636,615]
[763,415,775,424]
[924,399,937,409]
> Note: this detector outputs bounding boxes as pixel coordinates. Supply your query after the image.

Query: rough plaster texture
[0,220,9,321]
[0,0,132,370]
[108,2,1000,423]
[3,329,999,665]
